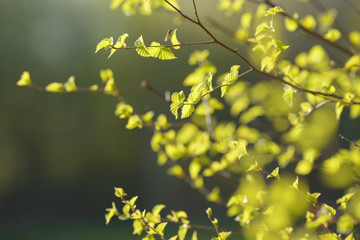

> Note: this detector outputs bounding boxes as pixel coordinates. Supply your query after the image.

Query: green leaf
[292,176,299,190]
[126,115,143,129]
[261,56,273,72]
[147,42,176,60]
[110,0,124,10]
[141,111,154,123]
[224,65,240,84]
[155,114,168,130]
[105,202,118,225]
[204,72,213,90]
[187,91,202,104]
[95,37,113,53]
[307,192,321,204]
[167,165,184,178]
[181,104,195,119]
[206,208,212,217]
[344,55,360,71]
[221,84,229,97]
[300,15,317,31]
[218,232,232,240]
[191,231,198,240]
[335,101,345,120]
[108,33,129,58]
[64,76,77,92]
[45,82,64,93]
[171,29,181,49]
[324,29,341,42]
[115,102,133,118]
[152,204,166,217]
[90,84,99,92]
[188,50,210,65]
[284,15,298,32]
[295,160,313,175]
[17,71,31,86]
[189,160,201,180]
[255,22,270,36]
[319,233,340,240]
[178,225,188,240]
[156,222,167,236]
[104,78,116,94]
[114,187,127,198]
[133,219,145,235]
[345,234,355,240]
[349,31,360,46]
[206,187,221,203]
[100,69,113,82]
[265,6,285,16]
[267,167,279,178]
[135,35,151,57]
[283,85,294,106]
[337,214,354,234]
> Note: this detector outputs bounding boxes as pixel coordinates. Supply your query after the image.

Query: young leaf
[191,231,198,240]
[181,104,195,119]
[204,72,213,90]
[147,42,176,60]
[307,192,321,204]
[64,76,77,92]
[155,222,167,236]
[218,232,232,240]
[267,167,279,178]
[95,37,113,53]
[178,225,188,240]
[265,6,285,16]
[292,176,299,190]
[300,15,317,31]
[114,187,127,198]
[104,78,116,94]
[135,35,151,57]
[170,29,181,49]
[324,29,341,42]
[126,115,143,129]
[108,33,129,58]
[90,84,99,92]
[335,102,345,120]
[17,71,31,86]
[45,82,64,93]
[224,65,240,84]
[221,84,229,97]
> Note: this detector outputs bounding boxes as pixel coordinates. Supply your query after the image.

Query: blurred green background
[0,0,237,239]
[1,0,360,239]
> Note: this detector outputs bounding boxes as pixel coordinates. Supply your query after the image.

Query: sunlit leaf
[171,29,181,49]
[95,37,113,53]
[17,71,31,86]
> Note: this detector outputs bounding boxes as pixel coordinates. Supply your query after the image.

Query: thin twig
[339,134,360,148]
[141,81,169,104]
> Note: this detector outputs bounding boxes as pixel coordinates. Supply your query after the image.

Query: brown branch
[161,0,360,106]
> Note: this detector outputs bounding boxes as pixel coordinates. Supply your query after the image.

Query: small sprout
[17,71,31,86]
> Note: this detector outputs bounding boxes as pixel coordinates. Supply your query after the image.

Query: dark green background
[1,0,360,239]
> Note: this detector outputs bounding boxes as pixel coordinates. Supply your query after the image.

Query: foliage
[18,0,360,239]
